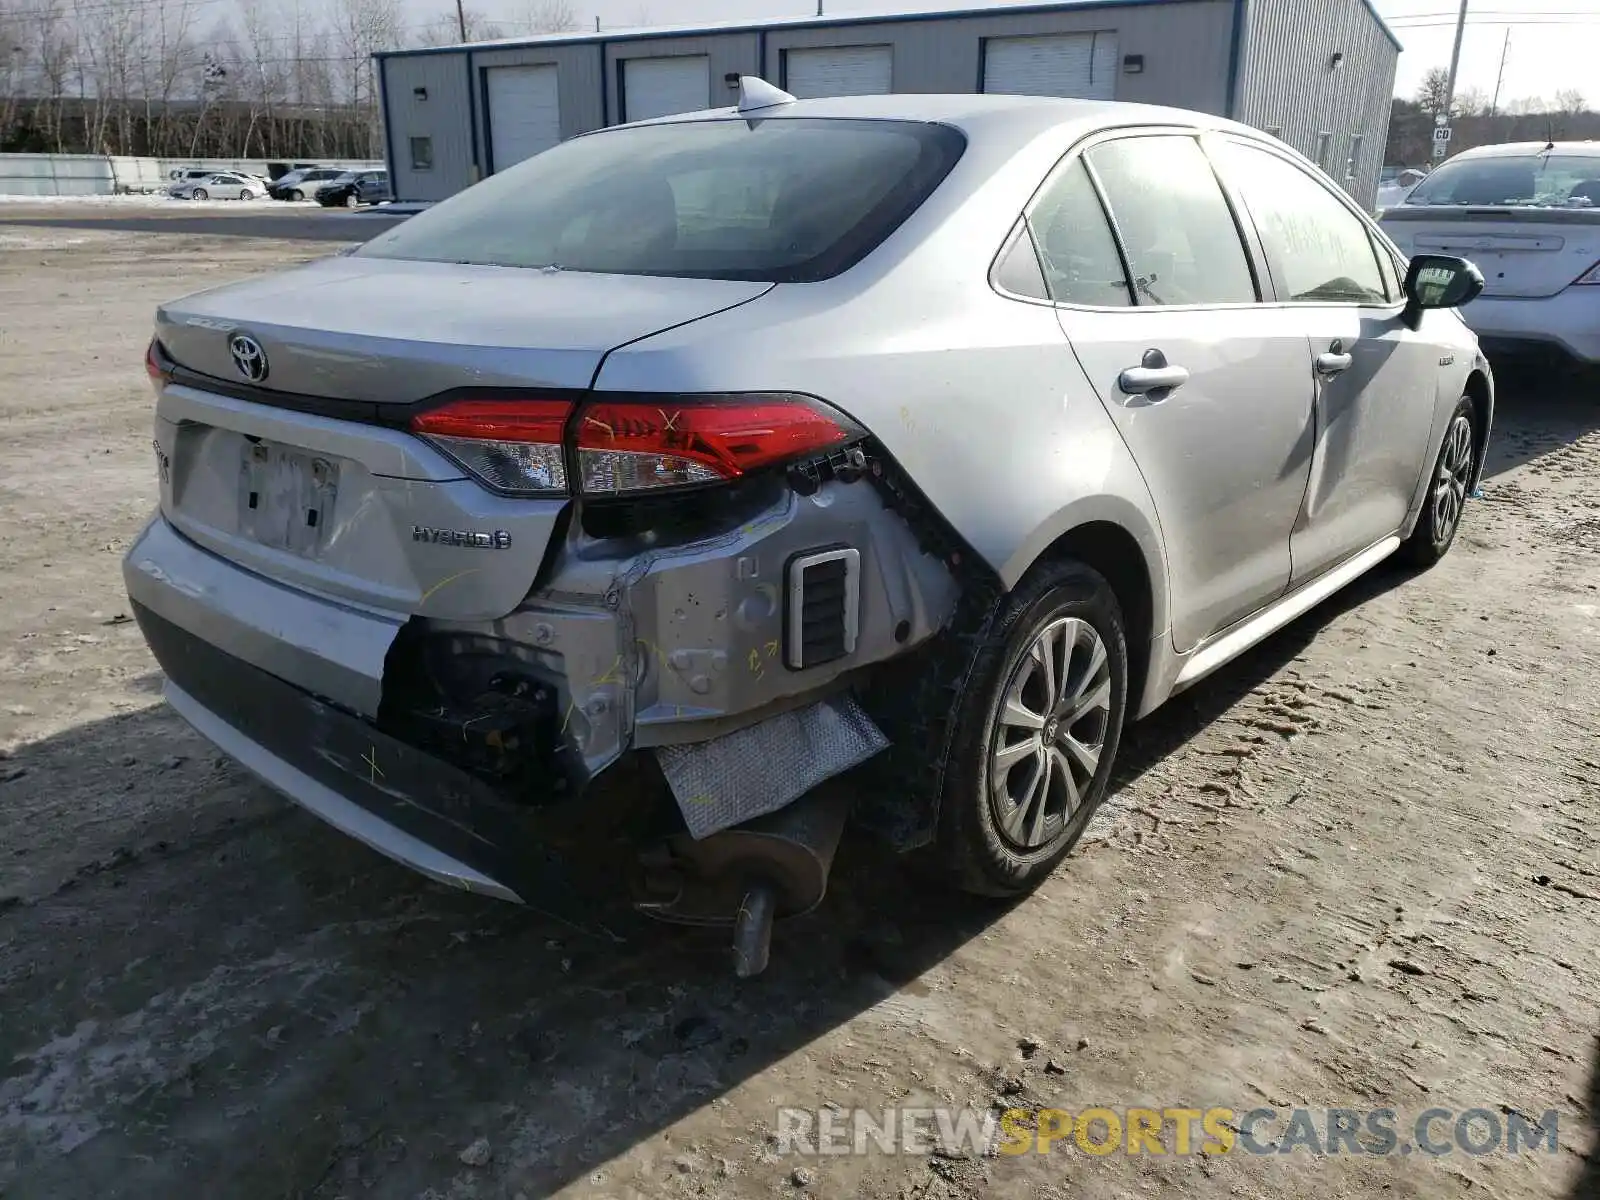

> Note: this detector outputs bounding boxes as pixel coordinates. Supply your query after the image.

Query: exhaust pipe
[634,783,852,976]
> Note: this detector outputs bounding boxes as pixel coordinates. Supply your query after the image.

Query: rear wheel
[1401,396,1476,567]
[930,560,1128,897]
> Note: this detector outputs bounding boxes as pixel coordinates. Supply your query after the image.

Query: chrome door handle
[1118,349,1190,396]
[1316,351,1353,375]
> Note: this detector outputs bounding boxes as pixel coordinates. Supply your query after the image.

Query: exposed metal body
[125,94,1490,971]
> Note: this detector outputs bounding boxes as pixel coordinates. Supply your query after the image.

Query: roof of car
[615,92,1259,143]
[1450,140,1600,160]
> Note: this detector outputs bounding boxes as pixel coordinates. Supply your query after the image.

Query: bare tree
[416,7,505,46]
[1554,88,1585,116]
[518,0,578,33]
[1453,86,1488,117]
[1415,67,1450,119]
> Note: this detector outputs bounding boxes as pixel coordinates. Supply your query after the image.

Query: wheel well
[1464,370,1491,485]
[1035,521,1154,713]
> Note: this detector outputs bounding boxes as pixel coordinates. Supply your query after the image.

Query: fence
[0,154,385,197]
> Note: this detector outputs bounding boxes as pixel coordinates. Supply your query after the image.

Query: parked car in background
[1381,142,1600,370]
[317,170,391,208]
[126,86,1492,972]
[167,172,268,201]
[1376,167,1426,212]
[267,167,346,201]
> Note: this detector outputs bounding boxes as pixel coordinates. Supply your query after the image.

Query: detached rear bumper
[132,599,538,901]
[1463,291,1600,366]
[124,515,541,901]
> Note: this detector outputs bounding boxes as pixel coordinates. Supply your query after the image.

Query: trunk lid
[157,255,772,399]
[152,259,772,621]
[1381,206,1600,299]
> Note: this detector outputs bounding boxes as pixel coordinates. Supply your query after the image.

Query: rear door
[1210,136,1441,585]
[1042,130,1317,651]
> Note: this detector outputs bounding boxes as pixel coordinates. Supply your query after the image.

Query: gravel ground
[0,221,1595,1200]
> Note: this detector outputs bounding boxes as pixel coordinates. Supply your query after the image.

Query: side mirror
[1401,253,1484,329]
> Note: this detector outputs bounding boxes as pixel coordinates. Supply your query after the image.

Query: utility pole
[1441,0,1469,121]
[455,0,467,42]
[1489,28,1509,116]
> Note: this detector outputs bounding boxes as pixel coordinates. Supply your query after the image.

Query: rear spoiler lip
[1381,205,1600,225]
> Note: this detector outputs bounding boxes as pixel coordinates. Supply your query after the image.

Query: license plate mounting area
[238,439,339,556]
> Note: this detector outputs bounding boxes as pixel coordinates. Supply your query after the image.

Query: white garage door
[982,32,1119,100]
[783,45,893,99]
[486,64,561,172]
[623,55,711,122]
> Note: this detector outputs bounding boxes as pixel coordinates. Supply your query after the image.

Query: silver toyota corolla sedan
[124,81,1492,972]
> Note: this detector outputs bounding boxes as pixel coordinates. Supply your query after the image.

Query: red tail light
[145,338,171,386]
[408,392,863,499]
[573,394,862,496]
[411,397,573,496]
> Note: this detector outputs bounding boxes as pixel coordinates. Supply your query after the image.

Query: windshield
[356,117,966,282]
[1404,152,1600,207]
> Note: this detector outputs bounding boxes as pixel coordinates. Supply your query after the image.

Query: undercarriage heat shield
[653,694,888,839]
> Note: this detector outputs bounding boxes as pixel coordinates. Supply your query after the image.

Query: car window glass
[1025,158,1130,306]
[1213,140,1388,304]
[994,220,1050,300]
[360,118,966,283]
[1404,152,1600,207]
[1085,135,1256,306]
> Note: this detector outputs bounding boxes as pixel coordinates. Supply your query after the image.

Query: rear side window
[1025,158,1131,307]
[359,117,964,282]
[1086,135,1257,306]
[1212,140,1388,304]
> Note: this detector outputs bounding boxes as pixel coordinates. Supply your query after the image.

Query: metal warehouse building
[375,0,1400,208]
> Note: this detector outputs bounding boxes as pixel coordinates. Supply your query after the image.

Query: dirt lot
[0,216,1596,1200]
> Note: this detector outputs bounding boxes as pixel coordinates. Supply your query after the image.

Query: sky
[394,0,1597,106]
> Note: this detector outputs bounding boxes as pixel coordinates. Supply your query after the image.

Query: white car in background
[1380,142,1600,370]
[1376,167,1426,213]
[168,172,268,201]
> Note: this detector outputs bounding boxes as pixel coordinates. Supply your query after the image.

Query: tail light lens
[574,394,862,496]
[1572,260,1600,286]
[410,392,864,499]
[411,398,572,495]
[145,337,172,386]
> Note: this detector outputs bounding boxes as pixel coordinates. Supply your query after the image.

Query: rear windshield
[1404,153,1600,207]
[356,117,966,282]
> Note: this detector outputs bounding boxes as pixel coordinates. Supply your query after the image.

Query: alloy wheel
[989,616,1113,850]
[1433,414,1473,544]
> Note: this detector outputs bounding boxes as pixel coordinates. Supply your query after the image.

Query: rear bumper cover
[132,598,540,901]
[1462,291,1600,366]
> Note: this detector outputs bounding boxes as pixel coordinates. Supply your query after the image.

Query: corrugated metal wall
[605,34,761,124]
[376,0,1242,201]
[760,2,1234,107]
[1234,0,1399,210]
[380,52,476,203]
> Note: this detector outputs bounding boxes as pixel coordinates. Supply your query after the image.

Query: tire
[290,189,304,201]
[929,559,1129,897]
[344,191,360,208]
[1401,395,1476,568]
[192,188,208,201]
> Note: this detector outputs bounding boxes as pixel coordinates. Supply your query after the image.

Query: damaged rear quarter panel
[422,477,960,781]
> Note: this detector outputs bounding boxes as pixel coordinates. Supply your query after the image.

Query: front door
[1209,137,1441,584]
[1035,132,1317,651]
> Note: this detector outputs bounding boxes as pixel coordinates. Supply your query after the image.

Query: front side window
[1024,157,1130,306]
[361,117,965,282]
[1085,134,1256,306]
[1211,139,1388,304]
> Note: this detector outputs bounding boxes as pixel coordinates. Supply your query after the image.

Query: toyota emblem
[229,332,268,383]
